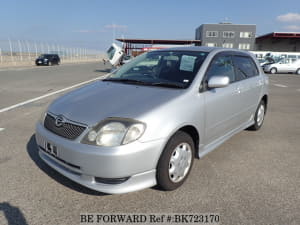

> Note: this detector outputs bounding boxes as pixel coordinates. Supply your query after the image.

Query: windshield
[38,54,52,58]
[106,50,208,88]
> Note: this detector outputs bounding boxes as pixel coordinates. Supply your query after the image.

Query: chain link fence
[0,39,105,67]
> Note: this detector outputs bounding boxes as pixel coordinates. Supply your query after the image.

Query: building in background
[255,32,300,52]
[195,23,256,50]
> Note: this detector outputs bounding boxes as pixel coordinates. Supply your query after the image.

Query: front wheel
[270,68,277,74]
[156,131,195,191]
[248,100,266,131]
[296,68,300,75]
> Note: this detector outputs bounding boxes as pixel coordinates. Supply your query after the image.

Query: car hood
[48,80,184,126]
[261,62,274,67]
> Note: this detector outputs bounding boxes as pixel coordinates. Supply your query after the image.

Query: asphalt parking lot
[0,63,299,225]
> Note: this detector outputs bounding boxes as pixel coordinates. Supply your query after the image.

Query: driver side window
[206,55,235,83]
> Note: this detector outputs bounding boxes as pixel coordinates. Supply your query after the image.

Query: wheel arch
[178,125,200,158]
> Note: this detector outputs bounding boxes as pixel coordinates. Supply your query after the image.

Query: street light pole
[26,40,30,61]
[8,38,14,63]
[18,40,23,61]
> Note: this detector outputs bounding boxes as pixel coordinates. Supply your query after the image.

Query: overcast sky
[1,0,300,51]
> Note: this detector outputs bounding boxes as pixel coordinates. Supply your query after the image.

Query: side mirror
[208,76,230,88]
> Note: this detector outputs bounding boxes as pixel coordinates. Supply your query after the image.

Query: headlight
[39,109,47,124]
[81,118,146,147]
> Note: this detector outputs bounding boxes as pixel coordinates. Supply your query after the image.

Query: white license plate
[45,142,58,157]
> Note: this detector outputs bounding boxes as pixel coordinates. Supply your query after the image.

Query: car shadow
[26,134,107,196]
[0,202,28,225]
[94,68,112,73]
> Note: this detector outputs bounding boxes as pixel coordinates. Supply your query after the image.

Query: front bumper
[35,60,47,65]
[35,123,166,194]
[263,67,271,73]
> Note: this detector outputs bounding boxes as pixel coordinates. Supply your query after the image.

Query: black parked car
[35,54,60,66]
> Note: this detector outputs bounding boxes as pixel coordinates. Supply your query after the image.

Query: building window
[206,43,217,47]
[222,43,233,48]
[206,31,218,37]
[223,31,235,38]
[240,32,253,38]
[238,43,250,50]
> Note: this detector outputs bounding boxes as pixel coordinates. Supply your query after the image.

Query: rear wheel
[248,100,266,131]
[156,131,195,191]
[296,68,300,75]
[270,68,277,74]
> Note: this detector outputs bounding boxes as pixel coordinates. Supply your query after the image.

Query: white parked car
[263,58,300,74]
[106,43,124,66]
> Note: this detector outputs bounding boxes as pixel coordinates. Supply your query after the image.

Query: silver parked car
[263,58,300,74]
[35,47,268,194]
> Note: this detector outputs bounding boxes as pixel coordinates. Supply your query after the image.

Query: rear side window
[206,55,235,83]
[233,56,259,81]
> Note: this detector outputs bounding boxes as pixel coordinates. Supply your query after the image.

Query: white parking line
[0,75,109,114]
[273,84,288,88]
[0,128,5,132]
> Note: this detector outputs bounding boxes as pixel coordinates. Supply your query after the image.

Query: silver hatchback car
[35,47,268,194]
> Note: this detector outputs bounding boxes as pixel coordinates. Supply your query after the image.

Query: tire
[270,68,277,74]
[156,131,195,191]
[48,61,52,66]
[248,100,266,131]
[296,68,300,75]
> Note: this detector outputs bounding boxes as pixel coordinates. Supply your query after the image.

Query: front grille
[44,114,86,140]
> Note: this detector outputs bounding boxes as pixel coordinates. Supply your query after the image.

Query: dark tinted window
[233,56,258,81]
[206,55,235,83]
[107,46,116,60]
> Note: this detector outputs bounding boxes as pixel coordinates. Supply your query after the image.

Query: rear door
[290,60,300,72]
[232,55,263,123]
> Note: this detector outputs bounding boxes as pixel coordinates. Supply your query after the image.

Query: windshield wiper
[103,78,185,89]
[102,78,149,85]
[148,82,186,89]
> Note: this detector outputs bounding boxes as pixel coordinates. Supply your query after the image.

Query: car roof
[155,46,216,53]
[42,54,58,56]
[155,46,252,56]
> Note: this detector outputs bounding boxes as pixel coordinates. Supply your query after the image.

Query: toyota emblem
[55,115,65,127]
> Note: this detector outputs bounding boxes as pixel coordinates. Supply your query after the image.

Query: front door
[203,53,242,144]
